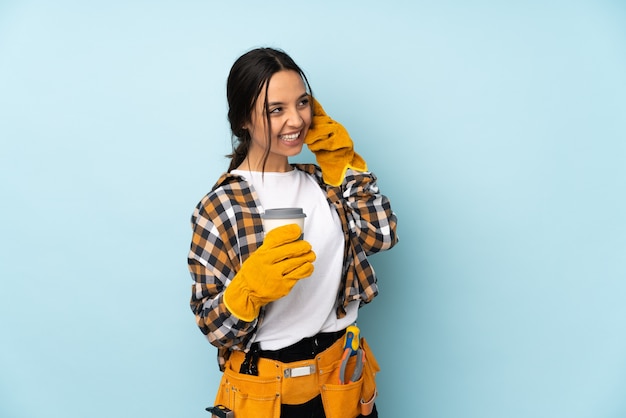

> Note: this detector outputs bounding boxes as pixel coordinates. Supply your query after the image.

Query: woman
[188,47,398,418]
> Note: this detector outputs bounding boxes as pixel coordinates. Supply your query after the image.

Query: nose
[286,106,304,128]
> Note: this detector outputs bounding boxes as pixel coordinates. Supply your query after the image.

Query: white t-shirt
[231,168,359,350]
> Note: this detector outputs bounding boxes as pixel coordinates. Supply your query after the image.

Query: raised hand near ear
[304,98,367,187]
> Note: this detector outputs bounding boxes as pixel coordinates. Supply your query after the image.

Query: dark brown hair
[226,47,313,172]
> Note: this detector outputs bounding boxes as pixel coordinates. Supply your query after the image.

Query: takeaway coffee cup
[261,208,306,238]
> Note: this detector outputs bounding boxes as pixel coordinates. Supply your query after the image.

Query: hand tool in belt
[339,324,365,384]
[205,404,234,418]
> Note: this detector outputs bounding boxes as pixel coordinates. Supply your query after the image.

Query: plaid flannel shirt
[188,163,398,370]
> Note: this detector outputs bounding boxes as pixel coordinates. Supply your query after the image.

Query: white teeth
[280,133,299,141]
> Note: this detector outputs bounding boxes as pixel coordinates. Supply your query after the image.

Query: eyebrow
[267,92,309,107]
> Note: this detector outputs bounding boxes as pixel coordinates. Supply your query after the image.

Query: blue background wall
[1,1,625,417]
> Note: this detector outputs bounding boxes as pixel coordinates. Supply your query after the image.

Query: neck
[237,157,292,173]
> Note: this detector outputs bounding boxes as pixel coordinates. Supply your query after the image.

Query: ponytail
[227,132,250,172]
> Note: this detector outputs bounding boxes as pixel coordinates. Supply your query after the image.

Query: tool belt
[213,331,379,418]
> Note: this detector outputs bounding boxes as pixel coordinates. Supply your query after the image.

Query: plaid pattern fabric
[188,164,398,370]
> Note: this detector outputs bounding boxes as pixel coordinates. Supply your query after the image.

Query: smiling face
[241,70,312,172]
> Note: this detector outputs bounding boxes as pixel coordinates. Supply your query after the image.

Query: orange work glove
[304,98,368,187]
[223,224,316,322]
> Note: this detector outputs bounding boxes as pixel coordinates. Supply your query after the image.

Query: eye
[268,107,282,115]
[298,97,310,107]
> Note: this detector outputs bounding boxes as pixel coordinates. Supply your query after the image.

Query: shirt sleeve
[341,168,398,255]
[187,196,258,353]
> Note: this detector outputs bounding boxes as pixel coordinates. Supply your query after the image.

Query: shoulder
[293,163,324,184]
[192,172,253,223]
[211,172,249,194]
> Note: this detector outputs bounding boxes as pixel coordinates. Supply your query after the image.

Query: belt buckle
[284,365,316,378]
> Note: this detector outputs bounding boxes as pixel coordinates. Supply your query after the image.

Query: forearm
[340,169,398,254]
[189,258,257,350]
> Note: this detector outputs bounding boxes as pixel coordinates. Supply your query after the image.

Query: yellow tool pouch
[320,338,379,418]
[214,363,281,418]
[214,336,380,418]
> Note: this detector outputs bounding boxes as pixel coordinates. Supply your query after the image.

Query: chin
[285,145,304,156]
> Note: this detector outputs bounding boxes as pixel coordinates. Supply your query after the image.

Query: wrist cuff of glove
[320,153,368,187]
[223,288,258,322]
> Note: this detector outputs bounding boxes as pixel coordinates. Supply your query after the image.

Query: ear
[239,123,250,136]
